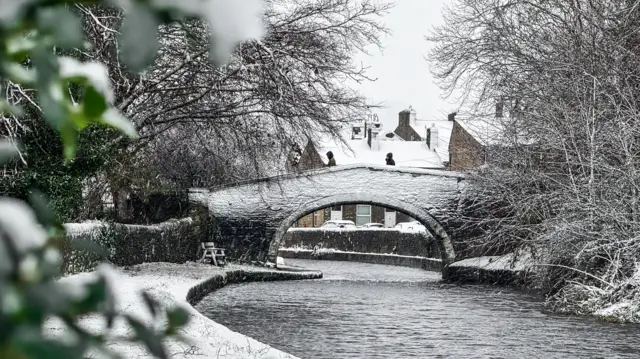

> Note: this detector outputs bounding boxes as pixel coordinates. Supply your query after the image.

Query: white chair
[200,242,226,266]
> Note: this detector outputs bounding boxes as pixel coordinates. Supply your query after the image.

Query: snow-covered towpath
[45,262,321,359]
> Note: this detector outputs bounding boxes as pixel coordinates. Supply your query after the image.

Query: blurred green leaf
[37,6,84,49]
[69,238,110,259]
[166,306,189,334]
[12,330,87,359]
[83,86,108,118]
[101,109,137,138]
[119,4,159,72]
[0,140,20,165]
[0,99,25,117]
[3,63,36,85]
[6,36,37,59]
[66,276,108,316]
[60,123,78,161]
[28,191,59,229]
[141,291,158,317]
[125,315,167,359]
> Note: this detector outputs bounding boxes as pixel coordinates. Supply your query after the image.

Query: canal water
[195,259,640,358]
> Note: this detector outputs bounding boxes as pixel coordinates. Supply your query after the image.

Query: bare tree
[68,0,392,220]
[429,0,640,313]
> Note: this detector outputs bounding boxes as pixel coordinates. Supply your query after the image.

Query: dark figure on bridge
[326,151,336,167]
[385,152,395,166]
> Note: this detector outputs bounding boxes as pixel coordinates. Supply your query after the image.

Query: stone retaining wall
[443,266,527,286]
[283,228,440,258]
[186,269,323,305]
[278,249,442,272]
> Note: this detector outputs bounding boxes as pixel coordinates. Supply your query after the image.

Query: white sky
[352,0,458,130]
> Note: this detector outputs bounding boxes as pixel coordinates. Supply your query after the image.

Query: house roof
[409,119,454,163]
[454,116,506,146]
[454,113,532,147]
[316,129,445,169]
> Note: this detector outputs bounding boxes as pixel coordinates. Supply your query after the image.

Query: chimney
[409,106,417,125]
[426,128,431,148]
[447,112,457,121]
[431,124,439,149]
[496,102,504,118]
[398,110,410,127]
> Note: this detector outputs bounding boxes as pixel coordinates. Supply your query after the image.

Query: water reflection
[195,260,640,358]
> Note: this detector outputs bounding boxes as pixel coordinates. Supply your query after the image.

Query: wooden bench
[200,242,226,266]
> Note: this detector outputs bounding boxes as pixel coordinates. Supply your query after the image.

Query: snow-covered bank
[546,270,640,324]
[447,253,640,324]
[45,262,321,358]
[445,252,535,285]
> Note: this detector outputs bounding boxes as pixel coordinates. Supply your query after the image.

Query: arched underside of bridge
[268,193,456,266]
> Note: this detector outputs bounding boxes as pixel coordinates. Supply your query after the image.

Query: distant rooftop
[317,129,444,169]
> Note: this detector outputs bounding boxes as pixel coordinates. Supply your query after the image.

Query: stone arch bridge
[189,164,465,268]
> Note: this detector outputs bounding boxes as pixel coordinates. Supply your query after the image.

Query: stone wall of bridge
[189,164,465,266]
[282,228,440,258]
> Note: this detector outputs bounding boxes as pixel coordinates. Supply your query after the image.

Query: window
[385,207,395,213]
[313,210,322,227]
[356,205,371,226]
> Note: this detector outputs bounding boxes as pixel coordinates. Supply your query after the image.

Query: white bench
[200,242,226,266]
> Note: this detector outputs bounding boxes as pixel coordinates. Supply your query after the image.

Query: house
[291,113,446,228]
[392,106,455,169]
[448,103,520,171]
[391,103,518,172]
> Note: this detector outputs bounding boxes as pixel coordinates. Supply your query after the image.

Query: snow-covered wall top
[188,165,464,265]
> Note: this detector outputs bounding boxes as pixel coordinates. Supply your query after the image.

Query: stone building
[447,104,509,171]
[392,106,454,169]
[292,114,444,228]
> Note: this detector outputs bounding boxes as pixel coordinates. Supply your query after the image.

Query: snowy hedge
[61,216,210,275]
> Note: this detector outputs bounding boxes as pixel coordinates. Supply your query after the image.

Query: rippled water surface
[195,260,640,358]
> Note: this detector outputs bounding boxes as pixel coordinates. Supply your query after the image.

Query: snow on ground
[45,262,305,359]
[448,251,534,272]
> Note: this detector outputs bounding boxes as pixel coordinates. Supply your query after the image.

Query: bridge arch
[268,193,456,266]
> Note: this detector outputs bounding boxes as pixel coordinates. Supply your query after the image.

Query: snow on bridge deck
[189,164,466,267]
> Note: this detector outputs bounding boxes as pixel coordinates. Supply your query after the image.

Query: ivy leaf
[83,86,108,118]
[37,6,84,49]
[119,4,159,72]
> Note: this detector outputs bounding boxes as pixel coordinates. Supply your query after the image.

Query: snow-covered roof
[454,113,533,147]
[455,116,506,146]
[316,130,444,169]
[409,119,454,163]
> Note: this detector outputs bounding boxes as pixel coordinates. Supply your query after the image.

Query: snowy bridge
[189,164,465,267]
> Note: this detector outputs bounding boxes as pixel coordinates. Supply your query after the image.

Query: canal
[195,259,640,358]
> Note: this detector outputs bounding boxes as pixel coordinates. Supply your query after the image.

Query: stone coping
[186,266,323,305]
